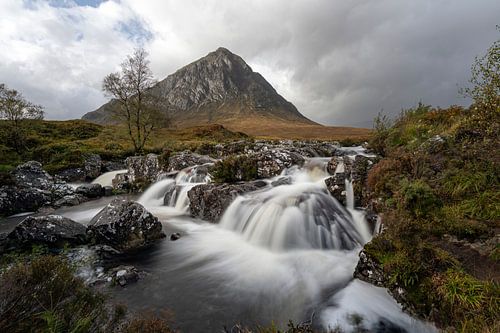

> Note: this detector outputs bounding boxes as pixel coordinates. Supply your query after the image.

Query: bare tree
[103,48,168,154]
[0,84,44,152]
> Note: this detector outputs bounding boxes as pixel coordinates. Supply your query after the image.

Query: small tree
[103,48,168,154]
[0,84,44,152]
[461,29,499,123]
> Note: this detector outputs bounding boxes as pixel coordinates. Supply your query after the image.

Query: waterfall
[91,169,128,187]
[138,178,175,206]
[220,167,372,251]
[137,164,211,213]
[345,178,354,210]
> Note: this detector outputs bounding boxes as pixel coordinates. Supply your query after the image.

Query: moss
[212,155,259,183]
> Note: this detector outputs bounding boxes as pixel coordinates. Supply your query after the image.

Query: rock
[84,154,102,180]
[326,157,341,175]
[271,176,291,187]
[353,249,386,287]
[188,181,267,222]
[109,265,141,286]
[170,232,181,241]
[167,151,215,172]
[53,194,87,208]
[56,168,86,182]
[103,186,114,196]
[8,215,87,247]
[12,161,53,190]
[325,174,346,205]
[0,186,51,216]
[125,154,160,183]
[75,183,104,198]
[102,160,126,172]
[254,149,305,178]
[87,199,165,251]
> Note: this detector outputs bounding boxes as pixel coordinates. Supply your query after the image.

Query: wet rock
[254,149,305,178]
[75,183,104,198]
[126,154,160,183]
[53,194,87,208]
[271,176,291,187]
[87,199,165,251]
[109,265,141,287]
[84,153,102,180]
[12,161,53,190]
[325,174,346,205]
[8,215,87,248]
[0,186,51,216]
[103,186,114,196]
[56,168,86,182]
[326,157,341,175]
[102,160,126,172]
[167,151,216,172]
[188,181,267,222]
[170,232,181,241]
[354,249,386,287]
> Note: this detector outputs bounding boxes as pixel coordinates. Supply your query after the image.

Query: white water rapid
[91,169,128,187]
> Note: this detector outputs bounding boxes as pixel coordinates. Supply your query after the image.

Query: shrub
[398,179,441,217]
[212,155,258,183]
[0,255,107,333]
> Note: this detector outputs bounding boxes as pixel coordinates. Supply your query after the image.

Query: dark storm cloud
[1,0,499,126]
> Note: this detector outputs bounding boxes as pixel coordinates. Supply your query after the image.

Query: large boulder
[56,154,103,182]
[0,186,52,216]
[254,149,305,178]
[125,154,160,183]
[167,151,215,172]
[87,199,165,251]
[75,183,104,198]
[8,215,87,248]
[12,161,53,190]
[84,153,102,180]
[188,181,267,222]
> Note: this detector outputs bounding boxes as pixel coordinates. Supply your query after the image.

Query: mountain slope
[83,47,316,130]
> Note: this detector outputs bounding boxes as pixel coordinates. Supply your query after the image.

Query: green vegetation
[0,254,178,333]
[364,35,500,331]
[0,119,248,176]
[212,154,259,183]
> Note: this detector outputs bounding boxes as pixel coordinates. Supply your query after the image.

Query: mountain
[82,47,316,131]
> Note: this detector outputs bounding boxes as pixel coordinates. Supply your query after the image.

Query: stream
[1,150,436,332]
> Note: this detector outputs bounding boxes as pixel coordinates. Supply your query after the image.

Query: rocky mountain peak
[83,47,314,127]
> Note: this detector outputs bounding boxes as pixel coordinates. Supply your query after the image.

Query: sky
[0,0,498,127]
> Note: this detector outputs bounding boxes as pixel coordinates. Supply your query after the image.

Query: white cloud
[0,0,499,125]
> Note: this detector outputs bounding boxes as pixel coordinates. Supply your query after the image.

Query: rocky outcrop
[0,161,75,216]
[254,149,305,178]
[87,199,165,251]
[167,151,215,172]
[125,154,160,183]
[56,154,103,182]
[353,249,386,287]
[7,215,87,248]
[188,181,267,222]
[75,183,104,198]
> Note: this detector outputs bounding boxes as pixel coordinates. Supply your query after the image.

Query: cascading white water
[137,164,212,214]
[220,181,370,251]
[345,178,355,210]
[91,169,128,187]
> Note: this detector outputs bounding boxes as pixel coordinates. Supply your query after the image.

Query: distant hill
[83,47,369,137]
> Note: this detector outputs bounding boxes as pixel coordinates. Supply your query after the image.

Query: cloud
[0,0,499,126]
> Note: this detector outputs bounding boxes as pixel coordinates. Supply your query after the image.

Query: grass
[364,102,500,331]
